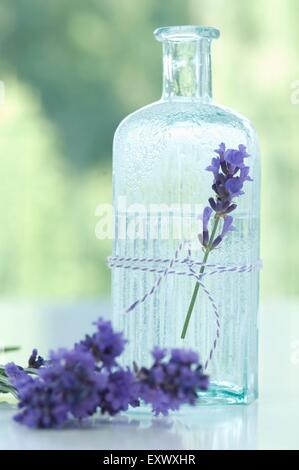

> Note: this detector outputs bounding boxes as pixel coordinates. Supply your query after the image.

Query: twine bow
[108,241,262,370]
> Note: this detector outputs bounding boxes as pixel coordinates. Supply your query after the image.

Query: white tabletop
[0,298,298,450]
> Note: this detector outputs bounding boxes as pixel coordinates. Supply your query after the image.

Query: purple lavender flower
[5,362,69,428]
[198,206,213,248]
[6,349,107,428]
[152,346,167,362]
[9,374,69,428]
[211,216,235,249]
[214,143,248,168]
[225,177,244,197]
[214,142,226,159]
[206,157,220,177]
[5,363,25,381]
[170,348,199,365]
[137,348,209,416]
[98,367,139,416]
[28,349,45,369]
[40,349,107,419]
[199,143,252,249]
[76,318,126,368]
[223,146,248,169]
[206,143,251,217]
[206,143,252,241]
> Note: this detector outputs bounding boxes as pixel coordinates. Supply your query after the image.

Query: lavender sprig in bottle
[181,143,252,339]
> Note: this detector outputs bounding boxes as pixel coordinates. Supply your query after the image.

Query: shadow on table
[1,401,258,450]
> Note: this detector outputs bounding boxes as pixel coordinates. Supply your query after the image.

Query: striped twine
[108,246,262,370]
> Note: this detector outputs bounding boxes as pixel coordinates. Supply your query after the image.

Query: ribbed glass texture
[112,26,260,405]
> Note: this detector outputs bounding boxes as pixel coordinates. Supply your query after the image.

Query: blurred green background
[0,0,298,302]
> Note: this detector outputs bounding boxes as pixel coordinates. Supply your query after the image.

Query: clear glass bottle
[112,26,260,405]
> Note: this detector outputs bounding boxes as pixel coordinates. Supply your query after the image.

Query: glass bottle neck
[161,39,212,102]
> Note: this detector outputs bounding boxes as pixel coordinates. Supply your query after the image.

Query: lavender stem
[181,215,220,339]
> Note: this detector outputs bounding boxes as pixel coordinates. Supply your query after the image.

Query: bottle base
[197,381,257,405]
[126,382,257,416]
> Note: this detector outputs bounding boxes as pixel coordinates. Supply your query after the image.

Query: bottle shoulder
[114,100,258,144]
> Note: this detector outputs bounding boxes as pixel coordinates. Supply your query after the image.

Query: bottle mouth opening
[154,25,220,42]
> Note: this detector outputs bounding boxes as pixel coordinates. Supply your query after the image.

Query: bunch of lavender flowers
[181,143,252,338]
[4,318,209,427]
[136,347,209,416]
[4,319,134,428]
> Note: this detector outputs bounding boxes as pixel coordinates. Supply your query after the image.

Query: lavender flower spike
[98,367,139,416]
[40,348,107,419]
[138,348,209,416]
[6,348,108,428]
[76,318,126,368]
[205,143,251,217]
[211,216,235,249]
[28,349,45,369]
[181,142,252,339]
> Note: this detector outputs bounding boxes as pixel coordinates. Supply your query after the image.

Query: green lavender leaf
[0,346,20,353]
